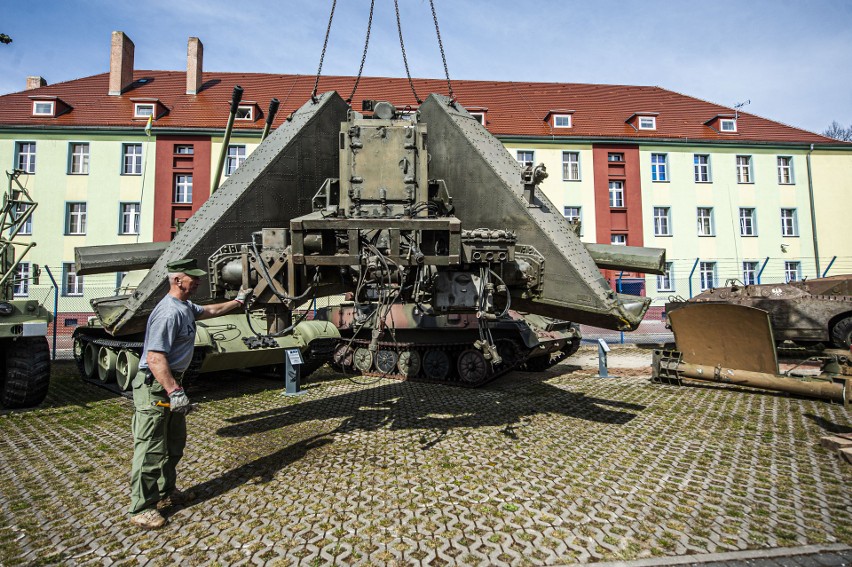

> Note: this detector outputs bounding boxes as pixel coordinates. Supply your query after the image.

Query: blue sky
[1,0,850,134]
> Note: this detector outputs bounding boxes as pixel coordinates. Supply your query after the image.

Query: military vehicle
[81,93,665,387]
[0,170,52,408]
[666,275,852,348]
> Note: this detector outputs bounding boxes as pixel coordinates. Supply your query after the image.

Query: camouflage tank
[666,275,852,348]
[0,170,52,408]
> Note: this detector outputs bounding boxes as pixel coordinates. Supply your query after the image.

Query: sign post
[283,348,305,396]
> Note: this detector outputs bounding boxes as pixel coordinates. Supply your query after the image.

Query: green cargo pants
[128,369,186,515]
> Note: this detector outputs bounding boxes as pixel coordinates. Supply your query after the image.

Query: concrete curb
[559,544,852,566]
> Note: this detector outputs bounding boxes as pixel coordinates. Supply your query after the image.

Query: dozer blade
[668,303,778,375]
[99,92,350,336]
[419,94,657,330]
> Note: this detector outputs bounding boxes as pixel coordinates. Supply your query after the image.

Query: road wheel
[1,337,51,409]
[830,316,852,349]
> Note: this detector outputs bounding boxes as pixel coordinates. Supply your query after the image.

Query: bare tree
[823,121,852,141]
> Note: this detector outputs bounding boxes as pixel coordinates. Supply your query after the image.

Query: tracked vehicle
[81,93,664,387]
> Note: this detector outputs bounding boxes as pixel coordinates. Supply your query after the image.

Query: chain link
[311,0,338,102]
[430,0,454,101]
[346,0,375,103]
[394,0,422,104]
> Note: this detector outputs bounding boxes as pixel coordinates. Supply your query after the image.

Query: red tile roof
[0,71,840,145]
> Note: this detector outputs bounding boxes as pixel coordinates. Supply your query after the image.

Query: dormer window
[720,119,737,132]
[638,116,656,130]
[553,115,572,128]
[134,103,155,118]
[32,100,55,116]
[235,105,254,120]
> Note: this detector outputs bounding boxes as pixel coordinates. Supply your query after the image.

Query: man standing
[129,258,251,529]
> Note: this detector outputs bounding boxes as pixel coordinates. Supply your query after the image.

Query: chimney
[108,31,135,96]
[186,37,203,95]
[26,76,47,90]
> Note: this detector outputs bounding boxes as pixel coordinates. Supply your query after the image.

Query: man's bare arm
[147,351,180,394]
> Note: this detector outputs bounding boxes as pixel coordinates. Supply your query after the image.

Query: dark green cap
[166,258,206,277]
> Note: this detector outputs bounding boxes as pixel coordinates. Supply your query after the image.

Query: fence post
[43,266,58,361]
[822,256,837,278]
[616,271,625,344]
[687,258,699,298]
[757,257,770,284]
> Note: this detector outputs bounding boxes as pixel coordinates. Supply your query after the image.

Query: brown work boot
[130,508,166,530]
[157,488,196,510]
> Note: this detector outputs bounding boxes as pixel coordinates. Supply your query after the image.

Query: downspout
[806,143,820,276]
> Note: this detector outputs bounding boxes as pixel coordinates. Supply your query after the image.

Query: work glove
[168,387,194,415]
[235,287,253,305]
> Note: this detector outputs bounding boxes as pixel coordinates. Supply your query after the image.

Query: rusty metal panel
[669,303,778,374]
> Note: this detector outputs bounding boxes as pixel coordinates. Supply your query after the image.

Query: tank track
[333,337,539,388]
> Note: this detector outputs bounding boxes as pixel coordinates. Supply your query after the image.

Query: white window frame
[720,119,737,132]
[174,174,193,203]
[468,112,485,125]
[62,262,83,297]
[739,207,757,236]
[16,142,36,174]
[697,207,715,236]
[119,202,141,235]
[609,181,625,208]
[736,155,752,184]
[563,206,582,235]
[742,261,758,285]
[225,145,247,176]
[611,234,627,246]
[777,156,794,184]
[175,145,194,155]
[32,100,54,116]
[784,261,801,283]
[516,150,535,168]
[694,154,711,182]
[657,262,674,292]
[11,203,32,235]
[122,143,142,175]
[562,151,580,181]
[651,153,668,182]
[638,116,656,130]
[133,103,155,118]
[653,206,672,236]
[553,114,572,128]
[14,262,30,297]
[66,202,87,235]
[699,261,716,291]
[69,142,90,174]
[235,105,254,121]
[780,208,798,237]
[608,152,624,162]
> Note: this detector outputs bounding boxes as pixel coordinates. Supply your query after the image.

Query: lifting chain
[311,0,338,102]
[429,0,454,101]
[346,0,376,103]
[394,0,422,104]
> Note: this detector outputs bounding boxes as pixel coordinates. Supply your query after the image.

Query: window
[516,150,534,168]
[66,202,87,235]
[736,155,752,183]
[225,145,246,176]
[235,106,254,120]
[720,119,737,132]
[32,101,54,116]
[697,207,714,236]
[553,114,572,128]
[781,208,798,236]
[611,234,627,246]
[133,103,154,118]
[13,263,30,297]
[651,153,668,182]
[62,263,83,296]
[694,154,711,182]
[11,203,32,235]
[742,261,758,285]
[609,181,624,207]
[563,206,582,235]
[469,112,485,125]
[175,145,194,155]
[119,202,141,235]
[638,116,656,130]
[562,151,580,181]
[777,156,794,184]
[657,262,674,292]
[699,261,716,291]
[16,142,36,173]
[785,261,801,282]
[608,153,624,162]
[69,143,90,174]
[739,208,757,236]
[123,144,142,175]
[653,207,671,236]
[174,175,193,203]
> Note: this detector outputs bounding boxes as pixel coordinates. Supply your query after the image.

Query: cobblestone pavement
[0,358,850,566]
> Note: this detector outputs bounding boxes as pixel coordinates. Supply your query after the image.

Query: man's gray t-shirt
[139,295,204,373]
